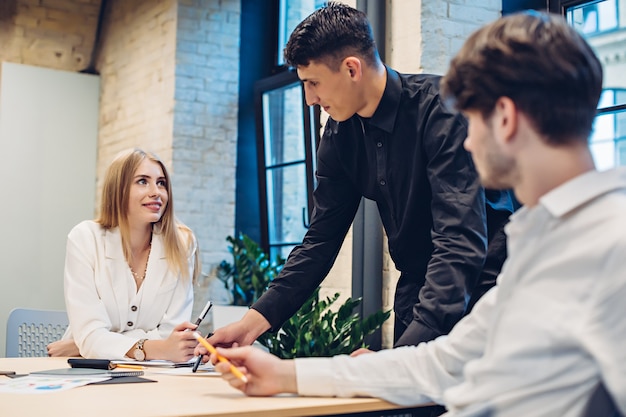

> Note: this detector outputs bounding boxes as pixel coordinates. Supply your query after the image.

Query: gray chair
[5,308,69,357]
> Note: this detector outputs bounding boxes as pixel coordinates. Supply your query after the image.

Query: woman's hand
[47,339,81,357]
[146,322,198,362]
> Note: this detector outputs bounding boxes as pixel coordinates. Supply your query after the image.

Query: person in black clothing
[204,2,514,350]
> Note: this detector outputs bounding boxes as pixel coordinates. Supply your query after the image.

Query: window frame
[253,69,320,256]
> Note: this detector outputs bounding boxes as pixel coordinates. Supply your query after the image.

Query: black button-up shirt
[253,68,513,345]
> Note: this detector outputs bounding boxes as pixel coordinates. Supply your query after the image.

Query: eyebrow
[134,174,166,181]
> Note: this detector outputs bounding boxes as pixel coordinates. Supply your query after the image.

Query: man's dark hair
[441,11,603,145]
[284,2,380,71]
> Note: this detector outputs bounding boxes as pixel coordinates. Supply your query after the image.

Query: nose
[148,182,160,198]
[303,85,318,106]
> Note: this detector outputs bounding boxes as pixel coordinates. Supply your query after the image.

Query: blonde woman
[47,148,200,361]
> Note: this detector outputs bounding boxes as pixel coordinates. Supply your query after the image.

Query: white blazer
[62,220,195,359]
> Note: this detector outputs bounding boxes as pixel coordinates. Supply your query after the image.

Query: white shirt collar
[509,167,626,223]
[539,167,626,218]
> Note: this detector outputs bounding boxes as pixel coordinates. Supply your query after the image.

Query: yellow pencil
[114,364,145,370]
[192,332,248,383]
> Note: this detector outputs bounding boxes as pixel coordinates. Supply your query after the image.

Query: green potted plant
[216,234,285,306]
[258,287,390,358]
[215,234,390,358]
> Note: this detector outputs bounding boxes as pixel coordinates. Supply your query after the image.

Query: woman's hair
[284,1,380,71]
[441,11,603,145]
[96,148,200,282]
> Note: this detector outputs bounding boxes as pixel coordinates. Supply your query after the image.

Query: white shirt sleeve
[581,246,626,414]
[295,287,498,406]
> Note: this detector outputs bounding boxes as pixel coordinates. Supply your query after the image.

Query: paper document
[0,375,109,394]
[149,363,218,376]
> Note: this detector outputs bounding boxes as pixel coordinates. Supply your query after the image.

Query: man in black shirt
[207,2,513,349]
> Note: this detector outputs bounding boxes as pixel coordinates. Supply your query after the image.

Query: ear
[343,56,363,81]
[492,96,518,147]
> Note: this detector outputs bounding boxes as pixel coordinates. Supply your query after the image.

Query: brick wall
[172,0,240,321]
[0,0,101,79]
[95,0,177,192]
[389,0,501,75]
[173,0,240,273]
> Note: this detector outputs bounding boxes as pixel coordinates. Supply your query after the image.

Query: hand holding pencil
[192,332,248,383]
[202,341,298,397]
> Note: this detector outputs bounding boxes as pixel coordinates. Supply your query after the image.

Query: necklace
[130,243,151,281]
[130,267,147,281]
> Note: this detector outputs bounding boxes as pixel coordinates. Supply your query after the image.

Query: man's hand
[194,309,271,365]
[211,309,271,347]
[47,339,80,357]
[350,347,373,357]
[214,345,297,397]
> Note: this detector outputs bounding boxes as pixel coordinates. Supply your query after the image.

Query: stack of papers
[111,359,196,368]
[149,362,218,376]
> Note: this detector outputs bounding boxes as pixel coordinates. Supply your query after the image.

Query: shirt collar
[366,66,401,134]
[539,167,626,218]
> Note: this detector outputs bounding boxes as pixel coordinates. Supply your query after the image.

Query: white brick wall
[389,0,500,75]
[173,0,240,318]
[95,0,177,200]
[173,0,240,267]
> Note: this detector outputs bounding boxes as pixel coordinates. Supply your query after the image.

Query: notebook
[31,368,144,377]
[68,357,194,369]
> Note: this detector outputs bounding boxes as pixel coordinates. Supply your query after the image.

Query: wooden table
[0,357,421,417]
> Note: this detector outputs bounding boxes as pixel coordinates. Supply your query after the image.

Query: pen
[192,332,248,383]
[194,300,213,327]
[190,299,213,373]
[191,332,213,372]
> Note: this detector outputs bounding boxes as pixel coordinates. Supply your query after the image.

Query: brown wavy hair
[441,11,603,145]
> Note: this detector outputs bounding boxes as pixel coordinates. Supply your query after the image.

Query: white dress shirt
[295,167,626,417]
[62,220,195,359]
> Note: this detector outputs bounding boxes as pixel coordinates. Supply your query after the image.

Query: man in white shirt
[211,11,626,417]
